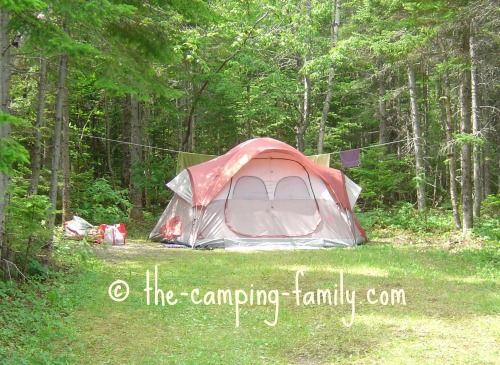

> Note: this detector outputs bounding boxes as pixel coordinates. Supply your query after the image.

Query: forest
[0,0,499,270]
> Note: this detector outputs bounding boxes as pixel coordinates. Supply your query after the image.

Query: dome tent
[149,138,366,250]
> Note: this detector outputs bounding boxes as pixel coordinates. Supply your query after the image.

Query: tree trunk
[498,118,500,194]
[318,0,341,153]
[460,28,473,235]
[104,93,116,188]
[422,63,430,159]
[122,96,131,186]
[129,94,143,221]
[470,25,482,217]
[48,53,68,236]
[0,9,12,270]
[297,0,312,152]
[377,58,387,144]
[28,56,46,196]
[61,79,71,223]
[143,104,151,209]
[438,38,461,229]
[407,64,426,211]
[188,114,195,152]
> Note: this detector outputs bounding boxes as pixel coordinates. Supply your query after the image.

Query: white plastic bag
[101,223,126,245]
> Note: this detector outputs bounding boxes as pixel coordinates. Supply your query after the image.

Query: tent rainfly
[149,138,367,250]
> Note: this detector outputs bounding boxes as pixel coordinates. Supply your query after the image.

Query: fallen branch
[1,259,31,283]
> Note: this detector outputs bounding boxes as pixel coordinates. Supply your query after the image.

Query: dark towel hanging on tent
[340,149,360,168]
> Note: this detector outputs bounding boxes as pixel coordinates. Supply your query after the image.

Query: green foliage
[453,132,485,147]
[480,194,500,218]
[0,110,29,126]
[457,244,500,279]
[0,0,47,12]
[5,183,52,258]
[358,202,454,233]
[0,113,30,174]
[0,137,30,174]
[131,156,174,208]
[349,147,413,208]
[75,178,132,224]
[472,194,500,244]
[0,266,92,364]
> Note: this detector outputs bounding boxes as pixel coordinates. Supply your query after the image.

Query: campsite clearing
[46,240,500,364]
[1,239,498,364]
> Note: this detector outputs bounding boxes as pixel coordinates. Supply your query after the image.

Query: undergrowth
[357,201,500,245]
[357,202,455,234]
[0,242,98,364]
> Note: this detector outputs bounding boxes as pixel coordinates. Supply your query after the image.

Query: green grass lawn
[1,240,499,364]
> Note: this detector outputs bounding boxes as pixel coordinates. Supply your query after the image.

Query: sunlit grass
[64,241,499,365]
[1,239,498,364]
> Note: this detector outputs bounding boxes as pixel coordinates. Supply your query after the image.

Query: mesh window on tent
[274,176,310,199]
[232,176,269,200]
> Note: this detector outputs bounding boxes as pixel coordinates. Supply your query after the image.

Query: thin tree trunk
[318,0,341,153]
[143,104,151,209]
[470,25,482,217]
[104,93,116,188]
[298,69,311,152]
[48,52,68,237]
[438,38,461,229]
[61,79,71,223]
[0,9,12,269]
[29,56,46,196]
[422,63,430,159]
[377,58,387,144]
[482,99,494,198]
[122,96,131,186]
[497,118,500,194]
[129,94,143,220]
[188,114,195,152]
[246,84,253,139]
[407,64,426,211]
[460,27,473,235]
[297,0,312,152]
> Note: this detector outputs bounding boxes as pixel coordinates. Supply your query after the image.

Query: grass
[1,238,499,365]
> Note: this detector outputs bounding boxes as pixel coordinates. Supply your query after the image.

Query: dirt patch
[91,240,191,263]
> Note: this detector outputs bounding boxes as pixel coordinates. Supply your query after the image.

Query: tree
[460,25,473,236]
[296,0,312,152]
[407,64,426,211]
[438,37,461,229]
[318,0,341,153]
[47,48,68,238]
[0,8,12,268]
[28,56,46,196]
[470,23,481,218]
[128,94,143,220]
[377,58,388,145]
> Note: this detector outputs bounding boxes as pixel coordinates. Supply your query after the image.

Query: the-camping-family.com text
[108,266,407,327]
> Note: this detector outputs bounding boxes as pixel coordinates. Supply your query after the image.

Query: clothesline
[328,137,417,154]
[79,132,181,153]
[79,131,417,157]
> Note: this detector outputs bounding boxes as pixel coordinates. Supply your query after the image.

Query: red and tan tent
[150,138,367,250]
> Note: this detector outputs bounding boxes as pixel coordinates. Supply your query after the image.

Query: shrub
[74,178,132,224]
[349,147,413,208]
[5,184,52,277]
[358,202,454,233]
[472,194,500,243]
